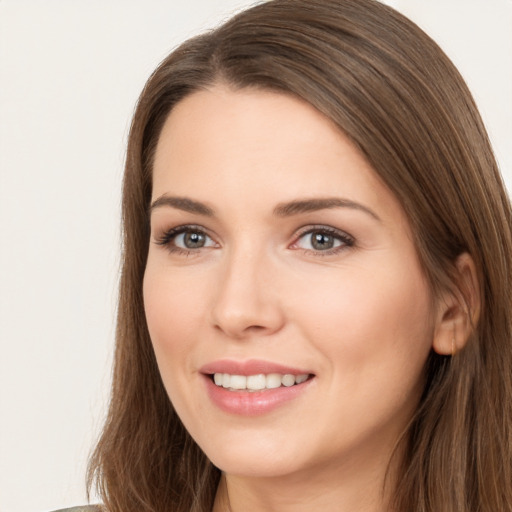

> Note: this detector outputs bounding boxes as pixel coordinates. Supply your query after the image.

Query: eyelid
[154,224,218,253]
[290,225,355,253]
[153,223,354,256]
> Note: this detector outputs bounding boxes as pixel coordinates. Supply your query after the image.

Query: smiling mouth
[211,372,312,392]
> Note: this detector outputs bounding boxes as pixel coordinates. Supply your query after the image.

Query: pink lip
[200,359,314,416]
[200,359,311,376]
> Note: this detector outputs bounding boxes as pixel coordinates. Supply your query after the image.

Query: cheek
[289,260,434,450]
[142,264,208,371]
[291,258,434,379]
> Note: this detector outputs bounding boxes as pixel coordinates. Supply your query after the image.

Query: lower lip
[203,375,314,416]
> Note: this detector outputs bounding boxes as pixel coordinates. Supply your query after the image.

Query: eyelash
[291,225,354,256]
[155,225,215,256]
[154,224,355,256]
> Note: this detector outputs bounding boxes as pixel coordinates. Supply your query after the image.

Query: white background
[0,1,510,511]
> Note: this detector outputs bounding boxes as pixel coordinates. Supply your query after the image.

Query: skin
[143,86,461,512]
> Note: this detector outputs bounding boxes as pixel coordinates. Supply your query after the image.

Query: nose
[210,247,285,339]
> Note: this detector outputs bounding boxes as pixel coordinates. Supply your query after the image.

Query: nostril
[246,325,266,332]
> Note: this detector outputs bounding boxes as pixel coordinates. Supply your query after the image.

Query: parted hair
[87,1,512,511]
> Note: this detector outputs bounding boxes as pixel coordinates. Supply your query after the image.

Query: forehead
[151,86,406,229]
[154,86,347,165]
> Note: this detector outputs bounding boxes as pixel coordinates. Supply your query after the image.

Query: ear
[432,253,481,355]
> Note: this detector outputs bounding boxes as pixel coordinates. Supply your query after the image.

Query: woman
[84,0,512,511]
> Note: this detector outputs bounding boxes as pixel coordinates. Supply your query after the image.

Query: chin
[192,426,321,479]
[210,451,305,479]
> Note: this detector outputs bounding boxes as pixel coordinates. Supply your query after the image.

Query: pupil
[311,232,334,250]
[184,232,205,248]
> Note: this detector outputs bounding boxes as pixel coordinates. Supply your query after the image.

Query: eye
[155,225,217,253]
[292,226,354,254]
[174,231,211,249]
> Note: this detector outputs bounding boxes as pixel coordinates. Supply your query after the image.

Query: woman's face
[144,86,439,480]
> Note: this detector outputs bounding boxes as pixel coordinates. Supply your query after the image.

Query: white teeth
[266,373,282,389]
[281,374,295,387]
[247,374,266,390]
[229,375,247,390]
[295,374,308,384]
[212,372,310,391]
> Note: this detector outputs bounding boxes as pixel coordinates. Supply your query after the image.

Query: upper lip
[200,359,312,376]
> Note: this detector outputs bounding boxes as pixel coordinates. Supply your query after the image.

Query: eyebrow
[273,197,381,221]
[149,195,380,221]
[150,195,214,216]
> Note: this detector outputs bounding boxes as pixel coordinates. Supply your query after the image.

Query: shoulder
[51,507,102,512]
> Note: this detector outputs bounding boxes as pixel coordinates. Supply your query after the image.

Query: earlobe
[432,253,481,356]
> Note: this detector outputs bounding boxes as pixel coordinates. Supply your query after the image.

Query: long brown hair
[87,1,512,510]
